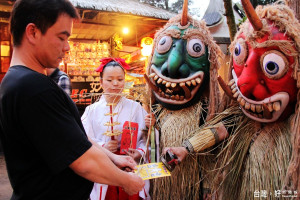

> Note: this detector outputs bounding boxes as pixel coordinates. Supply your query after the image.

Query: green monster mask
[146,13,223,112]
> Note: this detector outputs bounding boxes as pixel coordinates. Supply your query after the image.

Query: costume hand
[104,140,118,153]
[203,193,212,200]
[111,154,137,171]
[122,172,145,195]
[163,147,188,162]
[145,113,156,128]
[124,148,142,163]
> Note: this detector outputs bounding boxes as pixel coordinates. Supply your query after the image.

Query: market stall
[0,0,176,112]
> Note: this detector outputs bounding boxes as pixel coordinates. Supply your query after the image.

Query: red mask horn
[181,0,188,26]
[241,0,263,31]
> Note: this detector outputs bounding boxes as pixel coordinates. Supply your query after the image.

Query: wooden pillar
[287,0,300,21]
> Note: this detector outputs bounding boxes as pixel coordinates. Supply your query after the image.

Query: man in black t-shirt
[0,1,144,199]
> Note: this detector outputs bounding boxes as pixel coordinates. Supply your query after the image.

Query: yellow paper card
[135,162,171,180]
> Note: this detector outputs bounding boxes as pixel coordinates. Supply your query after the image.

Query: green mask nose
[167,40,184,78]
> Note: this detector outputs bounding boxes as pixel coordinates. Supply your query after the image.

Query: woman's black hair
[100,61,125,78]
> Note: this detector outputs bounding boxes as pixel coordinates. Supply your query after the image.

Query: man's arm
[69,144,144,195]
[88,136,134,168]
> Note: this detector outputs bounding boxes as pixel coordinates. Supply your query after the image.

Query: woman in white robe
[81,58,152,200]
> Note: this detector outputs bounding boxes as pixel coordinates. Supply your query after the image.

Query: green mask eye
[157,36,173,54]
[187,39,205,57]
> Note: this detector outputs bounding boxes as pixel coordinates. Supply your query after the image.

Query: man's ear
[25,23,40,45]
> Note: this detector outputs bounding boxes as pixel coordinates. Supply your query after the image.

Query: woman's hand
[110,154,137,172]
[124,148,142,163]
[145,113,156,128]
[104,140,118,153]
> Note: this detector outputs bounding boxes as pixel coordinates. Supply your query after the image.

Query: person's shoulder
[1,65,53,97]
[2,65,48,87]
[123,98,143,108]
[58,74,70,84]
[86,99,104,110]
[58,70,69,78]
[123,97,135,104]
[5,65,37,77]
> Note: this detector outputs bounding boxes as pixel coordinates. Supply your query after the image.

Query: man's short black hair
[10,0,80,47]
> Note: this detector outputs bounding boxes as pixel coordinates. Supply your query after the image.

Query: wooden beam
[81,17,166,28]
[125,28,159,46]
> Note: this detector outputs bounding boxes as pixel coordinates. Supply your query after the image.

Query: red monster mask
[229,1,300,122]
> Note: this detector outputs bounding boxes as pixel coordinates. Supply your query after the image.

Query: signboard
[71,80,102,104]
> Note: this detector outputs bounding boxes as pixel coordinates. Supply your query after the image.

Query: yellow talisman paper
[135,162,171,180]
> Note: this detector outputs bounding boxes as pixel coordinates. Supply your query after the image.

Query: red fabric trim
[137,148,145,154]
[99,186,102,200]
[143,187,147,197]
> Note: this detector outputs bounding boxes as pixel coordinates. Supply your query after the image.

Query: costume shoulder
[123,97,141,106]
[83,98,105,115]
[123,98,145,112]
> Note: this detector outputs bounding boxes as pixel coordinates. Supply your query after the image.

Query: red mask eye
[260,50,289,79]
[233,38,248,65]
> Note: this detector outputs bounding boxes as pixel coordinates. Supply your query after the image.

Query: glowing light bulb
[122,27,129,34]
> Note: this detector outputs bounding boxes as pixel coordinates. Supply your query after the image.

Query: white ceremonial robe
[82,96,150,200]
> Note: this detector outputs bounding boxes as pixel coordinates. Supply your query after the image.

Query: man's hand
[104,140,118,152]
[145,113,156,128]
[122,172,145,195]
[163,147,188,162]
[71,145,144,193]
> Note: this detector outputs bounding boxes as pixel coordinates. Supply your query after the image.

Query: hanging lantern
[113,33,123,51]
[141,37,153,57]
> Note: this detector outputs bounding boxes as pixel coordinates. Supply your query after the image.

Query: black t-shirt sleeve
[19,89,92,174]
